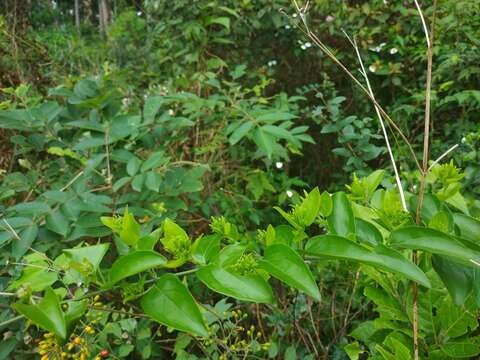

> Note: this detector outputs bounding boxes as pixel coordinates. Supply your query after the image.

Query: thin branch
[288,6,422,172]
[344,32,407,211]
[428,144,459,171]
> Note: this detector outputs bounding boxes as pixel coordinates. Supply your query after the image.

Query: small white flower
[143,94,148,100]
[369,65,377,73]
[122,97,129,107]
[305,42,312,48]
[292,13,298,18]
[68,9,74,15]
[286,190,293,198]
[137,11,142,16]
[168,109,174,115]
[461,137,466,143]
[301,45,307,50]
[389,47,398,54]
[285,25,291,29]
[326,15,335,23]
[275,162,284,169]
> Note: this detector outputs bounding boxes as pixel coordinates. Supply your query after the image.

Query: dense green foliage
[0,1,479,359]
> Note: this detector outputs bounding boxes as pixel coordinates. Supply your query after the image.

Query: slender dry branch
[288,6,422,172]
[344,32,408,211]
[413,1,438,360]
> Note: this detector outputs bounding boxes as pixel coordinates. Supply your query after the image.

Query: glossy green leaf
[319,191,333,217]
[119,207,141,246]
[137,228,162,251]
[390,226,480,265]
[453,213,480,242]
[355,218,382,246]
[192,234,221,265]
[259,244,320,301]
[141,274,208,337]
[305,235,430,288]
[327,192,355,237]
[141,151,165,172]
[298,187,321,226]
[197,265,274,304]
[14,288,66,339]
[107,251,167,286]
[432,255,473,305]
[63,243,109,269]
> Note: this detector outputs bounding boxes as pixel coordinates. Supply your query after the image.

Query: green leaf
[305,235,431,288]
[261,125,294,142]
[192,234,221,266]
[107,251,167,286]
[13,288,67,339]
[141,152,165,172]
[432,255,473,306]
[259,244,320,301]
[319,191,333,217]
[390,226,480,266]
[12,224,38,258]
[197,265,275,304]
[205,16,230,30]
[441,338,480,358]
[141,274,208,337]
[297,187,321,226]
[355,218,382,246]
[229,121,254,145]
[46,210,69,237]
[143,96,162,123]
[63,243,109,270]
[344,342,363,360]
[453,213,480,242]
[145,172,161,192]
[119,207,141,246]
[137,229,162,251]
[127,156,141,176]
[327,192,355,237]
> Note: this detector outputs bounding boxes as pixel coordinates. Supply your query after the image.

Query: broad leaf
[259,244,320,301]
[390,227,480,266]
[328,192,355,237]
[107,251,167,286]
[305,235,430,288]
[141,274,208,337]
[14,288,67,339]
[63,243,109,269]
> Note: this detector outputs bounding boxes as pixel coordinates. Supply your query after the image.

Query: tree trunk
[98,0,109,36]
[74,0,80,30]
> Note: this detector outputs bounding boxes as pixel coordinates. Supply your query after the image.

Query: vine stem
[413,1,438,359]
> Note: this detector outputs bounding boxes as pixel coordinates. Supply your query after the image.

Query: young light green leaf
[453,213,480,242]
[107,251,167,286]
[305,235,430,288]
[141,274,208,337]
[119,207,141,246]
[298,187,321,226]
[259,244,320,301]
[63,243,110,270]
[192,234,221,266]
[328,192,355,237]
[319,191,333,217]
[14,287,67,339]
[137,228,162,251]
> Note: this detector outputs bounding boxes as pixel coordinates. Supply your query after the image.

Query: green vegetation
[0,1,479,359]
